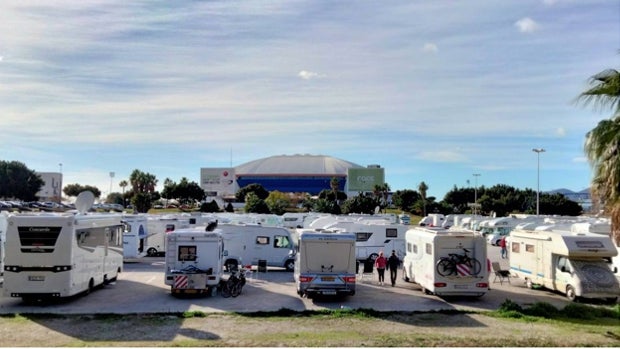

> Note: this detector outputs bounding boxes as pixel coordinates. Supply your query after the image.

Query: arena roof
[235,154,363,176]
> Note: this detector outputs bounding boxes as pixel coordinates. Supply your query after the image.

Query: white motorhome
[0,211,8,276]
[122,214,149,260]
[509,228,620,302]
[402,226,489,297]
[323,220,407,270]
[418,213,445,227]
[480,216,541,245]
[145,215,190,256]
[281,212,308,229]
[164,226,223,296]
[3,195,124,302]
[218,223,296,271]
[294,230,356,298]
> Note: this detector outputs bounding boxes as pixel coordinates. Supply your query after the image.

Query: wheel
[284,259,295,272]
[566,285,577,302]
[147,248,157,257]
[402,268,410,283]
[231,283,242,297]
[525,278,533,289]
[436,258,455,277]
[468,259,482,275]
[86,279,95,295]
[220,280,231,298]
[368,253,379,262]
[604,297,617,304]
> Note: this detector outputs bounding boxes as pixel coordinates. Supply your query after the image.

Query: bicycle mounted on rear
[436,248,482,276]
[220,264,246,298]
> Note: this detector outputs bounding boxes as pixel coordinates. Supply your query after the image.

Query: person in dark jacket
[387,250,400,287]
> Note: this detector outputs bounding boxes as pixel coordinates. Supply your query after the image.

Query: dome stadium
[235,154,364,195]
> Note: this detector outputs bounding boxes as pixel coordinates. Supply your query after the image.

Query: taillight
[434,282,447,288]
[299,276,314,283]
[476,282,488,288]
[343,276,356,283]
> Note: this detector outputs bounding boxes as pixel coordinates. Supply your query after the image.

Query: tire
[525,278,533,289]
[231,284,242,297]
[566,285,577,302]
[220,282,231,298]
[402,268,410,283]
[368,253,379,262]
[605,297,618,304]
[284,259,295,272]
[147,248,157,257]
[468,259,482,275]
[436,258,454,277]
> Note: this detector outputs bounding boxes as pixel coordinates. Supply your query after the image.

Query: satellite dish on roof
[75,191,95,214]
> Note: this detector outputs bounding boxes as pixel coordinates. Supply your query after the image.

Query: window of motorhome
[356,232,372,242]
[525,244,535,253]
[386,228,397,238]
[256,236,270,245]
[511,242,520,253]
[178,245,197,261]
[165,224,175,232]
[274,235,290,248]
[189,218,196,224]
[413,244,418,254]
[557,256,571,273]
[425,243,431,255]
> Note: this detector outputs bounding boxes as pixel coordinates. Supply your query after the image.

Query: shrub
[523,302,559,318]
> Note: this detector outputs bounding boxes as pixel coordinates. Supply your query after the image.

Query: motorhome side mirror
[614,267,618,274]
[223,250,228,256]
[561,266,567,273]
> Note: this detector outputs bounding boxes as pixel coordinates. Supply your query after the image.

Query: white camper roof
[511,229,618,257]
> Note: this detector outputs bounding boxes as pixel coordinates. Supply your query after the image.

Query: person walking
[387,250,400,287]
[500,236,507,259]
[374,251,387,285]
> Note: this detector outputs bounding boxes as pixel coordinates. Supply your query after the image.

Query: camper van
[145,215,191,256]
[3,211,124,301]
[509,228,620,302]
[219,223,296,271]
[401,226,489,297]
[294,229,357,298]
[122,214,149,260]
[164,226,224,296]
[282,212,308,229]
[0,212,8,276]
[323,220,407,268]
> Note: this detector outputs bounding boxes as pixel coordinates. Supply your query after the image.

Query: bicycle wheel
[231,283,242,297]
[436,258,455,276]
[468,258,482,275]
[220,282,231,298]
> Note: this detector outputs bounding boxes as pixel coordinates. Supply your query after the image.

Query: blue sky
[1,0,618,200]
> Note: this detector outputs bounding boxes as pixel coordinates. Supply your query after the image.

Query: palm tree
[330,177,339,202]
[577,67,620,246]
[119,180,128,207]
[418,181,428,217]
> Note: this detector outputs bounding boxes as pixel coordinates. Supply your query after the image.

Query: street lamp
[58,163,63,203]
[109,172,115,200]
[473,173,481,215]
[532,148,545,216]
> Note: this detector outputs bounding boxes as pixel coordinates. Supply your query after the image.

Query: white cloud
[298,70,321,80]
[556,127,566,137]
[515,17,539,33]
[422,43,438,53]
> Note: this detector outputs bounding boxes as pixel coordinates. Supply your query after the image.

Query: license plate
[321,276,335,281]
[454,284,468,289]
[28,276,45,281]
[322,290,337,295]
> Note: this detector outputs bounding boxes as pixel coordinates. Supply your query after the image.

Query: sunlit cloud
[556,127,566,137]
[515,17,539,33]
[422,43,438,53]
[298,70,322,80]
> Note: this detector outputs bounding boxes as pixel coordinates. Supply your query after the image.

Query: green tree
[119,180,129,207]
[391,189,421,213]
[63,183,101,198]
[200,200,221,213]
[128,169,158,213]
[318,189,347,201]
[0,160,44,201]
[265,191,291,215]
[236,183,269,202]
[341,193,380,214]
[577,67,620,245]
[418,181,429,216]
[244,192,270,213]
[313,198,341,214]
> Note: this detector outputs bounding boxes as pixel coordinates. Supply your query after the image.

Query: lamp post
[532,148,545,216]
[109,172,115,201]
[58,163,63,203]
[473,173,480,215]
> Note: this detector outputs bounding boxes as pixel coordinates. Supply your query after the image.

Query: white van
[402,226,489,297]
[509,228,620,302]
[219,223,296,271]
[122,214,149,259]
[164,226,223,297]
[294,229,356,298]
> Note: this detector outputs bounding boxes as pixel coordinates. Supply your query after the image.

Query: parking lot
[0,245,593,315]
